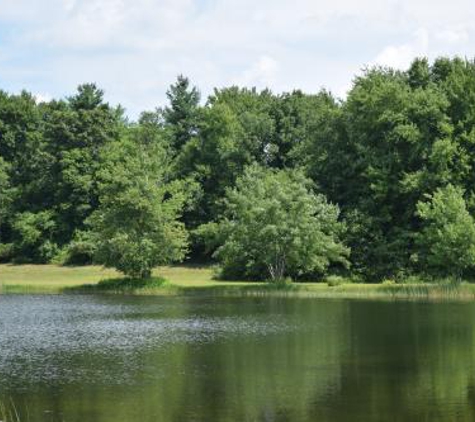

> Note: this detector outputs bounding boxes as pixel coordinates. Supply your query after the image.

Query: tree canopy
[416,185,475,278]
[2,59,475,281]
[207,165,349,281]
[0,156,12,245]
[89,138,188,279]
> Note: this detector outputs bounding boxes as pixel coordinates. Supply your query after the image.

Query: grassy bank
[0,264,254,294]
[2,264,475,301]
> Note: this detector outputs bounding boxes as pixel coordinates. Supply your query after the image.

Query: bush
[399,275,425,284]
[38,240,60,263]
[0,242,13,262]
[62,231,97,265]
[416,185,475,278]
[94,276,169,291]
[12,211,57,263]
[211,165,349,282]
[381,279,396,286]
[273,276,293,286]
[326,275,346,287]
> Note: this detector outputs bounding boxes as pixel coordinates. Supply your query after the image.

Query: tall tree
[163,75,200,152]
[208,165,349,281]
[43,84,123,247]
[301,66,456,279]
[174,102,249,237]
[0,90,49,212]
[89,138,188,278]
[415,184,475,278]
[0,157,11,231]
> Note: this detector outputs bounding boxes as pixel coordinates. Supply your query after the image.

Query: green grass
[73,276,176,295]
[0,264,119,292]
[0,264,254,294]
[2,264,475,301]
[0,399,21,422]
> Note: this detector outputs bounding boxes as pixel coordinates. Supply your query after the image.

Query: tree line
[1,57,475,282]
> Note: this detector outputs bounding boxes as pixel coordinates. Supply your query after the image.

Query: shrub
[209,165,350,282]
[0,242,13,262]
[63,231,97,265]
[327,275,346,287]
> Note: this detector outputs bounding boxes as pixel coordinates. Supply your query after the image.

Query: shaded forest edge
[2,57,475,284]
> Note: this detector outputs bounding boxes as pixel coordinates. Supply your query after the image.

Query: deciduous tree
[210,165,349,281]
[89,139,188,279]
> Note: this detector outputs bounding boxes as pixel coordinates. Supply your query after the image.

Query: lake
[1,295,475,421]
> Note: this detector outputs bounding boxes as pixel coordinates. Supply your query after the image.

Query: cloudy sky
[0,0,474,118]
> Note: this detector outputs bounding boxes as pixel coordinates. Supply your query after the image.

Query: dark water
[1,295,475,421]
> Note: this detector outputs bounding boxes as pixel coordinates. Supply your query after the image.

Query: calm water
[1,295,475,421]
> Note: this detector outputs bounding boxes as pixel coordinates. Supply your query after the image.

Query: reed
[3,264,475,302]
[0,399,21,422]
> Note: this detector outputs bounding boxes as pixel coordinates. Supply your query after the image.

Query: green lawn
[0,264,256,293]
[0,264,119,289]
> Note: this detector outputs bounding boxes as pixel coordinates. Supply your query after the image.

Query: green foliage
[12,211,58,262]
[68,83,107,110]
[2,59,475,281]
[89,138,188,278]
[0,90,49,228]
[59,230,97,265]
[210,165,349,281]
[0,242,13,261]
[175,87,338,234]
[90,276,169,292]
[326,275,347,287]
[399,275,425,285]
[174,102,247,230]
[297,60,475,279]
[0,400,21,422]
[163,75,200,151]
[43,84,123,244]
[416,184,475,278]
[0,156,12,229]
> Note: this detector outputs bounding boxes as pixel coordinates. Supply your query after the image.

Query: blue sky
[0,0,474,119]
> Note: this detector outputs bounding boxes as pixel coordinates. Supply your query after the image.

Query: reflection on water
[1,295,475,421]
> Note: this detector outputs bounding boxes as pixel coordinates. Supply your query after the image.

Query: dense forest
[1,57,475,282]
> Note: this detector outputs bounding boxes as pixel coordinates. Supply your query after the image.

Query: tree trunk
[268,253,286,282]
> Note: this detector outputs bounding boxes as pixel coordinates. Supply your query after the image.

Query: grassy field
[0,264,255,293]
[2,264,475,300]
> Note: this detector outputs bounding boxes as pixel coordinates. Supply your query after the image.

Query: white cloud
[0,0,475,118]
[34,93,52,104]
[234,56,279,88]
[373,28,429,69]
[435,28,469,44]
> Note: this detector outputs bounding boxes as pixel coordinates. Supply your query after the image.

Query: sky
[0,0,474,119]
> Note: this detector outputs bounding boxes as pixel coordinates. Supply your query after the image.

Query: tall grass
[0,399,21,422]
[12,276,475,301]
[379,281,475,301]
[69,276,172,294]
[3,264,475,301]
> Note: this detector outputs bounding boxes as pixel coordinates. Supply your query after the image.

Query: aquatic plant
[0,399,21,422]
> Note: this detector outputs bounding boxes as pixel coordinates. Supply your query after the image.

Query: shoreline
[1,264,475,301]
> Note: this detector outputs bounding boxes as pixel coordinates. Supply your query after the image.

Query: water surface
[1,295,475,421]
